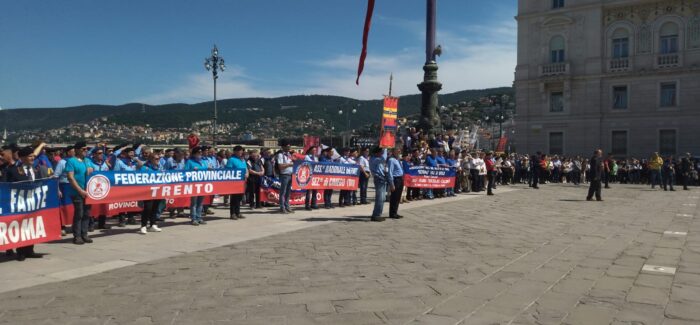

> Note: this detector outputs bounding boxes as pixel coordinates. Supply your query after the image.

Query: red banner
[1,178,62,251]
[379,96,398,148]
[496,136,508,153]
[303,135,320,154]
[260,188,325,206]
[91,201,142,218]
[85,170,246,205]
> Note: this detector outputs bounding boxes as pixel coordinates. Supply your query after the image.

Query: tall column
[418,0,442,134]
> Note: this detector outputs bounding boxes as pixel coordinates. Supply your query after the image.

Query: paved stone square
[1,184,699,325]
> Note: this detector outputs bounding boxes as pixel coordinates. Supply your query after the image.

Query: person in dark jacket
[587,149,604,201]
[681,154,692,191]
[3,147,50,260]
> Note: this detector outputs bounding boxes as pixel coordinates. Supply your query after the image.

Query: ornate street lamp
[204,45,226,149]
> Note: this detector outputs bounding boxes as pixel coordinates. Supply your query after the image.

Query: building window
[611,131,628,156]
[549,132,564,155]
[659,129,677,156]
[613,86,628,109]
[550,36,566,63]
[660,82,677,107]
[612,29,629,58]
[550,92,564,112]
[659,22,679,54]
[552,0,564,9]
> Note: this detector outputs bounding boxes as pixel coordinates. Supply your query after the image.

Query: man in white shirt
[276,141,294,214]
[357,147,371,204]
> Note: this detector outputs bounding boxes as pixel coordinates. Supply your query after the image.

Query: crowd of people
[1,129,697,261]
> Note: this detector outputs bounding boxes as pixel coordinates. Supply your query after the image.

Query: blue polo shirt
[186,158,209,171]
[425,155,437,167]
[226,156,247,170]
[65,157,90,197]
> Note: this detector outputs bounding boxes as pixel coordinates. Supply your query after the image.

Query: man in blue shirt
[226,146,248,219]
[65,141,94,245]
[369,147,389,222]
[319,148,335,209]
[186,147,210,225]
[87,148,113,230]
[387,148,404,219]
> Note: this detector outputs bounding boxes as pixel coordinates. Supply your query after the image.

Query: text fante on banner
[85,169,247,204]
[0,178,62,251]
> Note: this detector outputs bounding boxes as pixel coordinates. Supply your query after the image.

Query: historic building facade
[515,0,700,158]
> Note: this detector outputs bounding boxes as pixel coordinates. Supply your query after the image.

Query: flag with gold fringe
[379,96,398,148]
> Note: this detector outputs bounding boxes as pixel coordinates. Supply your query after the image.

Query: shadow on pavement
[302,216,370,222]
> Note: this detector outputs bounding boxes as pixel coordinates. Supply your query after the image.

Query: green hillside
[0,87,513,132]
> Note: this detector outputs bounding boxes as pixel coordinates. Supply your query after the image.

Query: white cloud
[135,18,516,103]
[134,67,277,105]
[302,19,517,99]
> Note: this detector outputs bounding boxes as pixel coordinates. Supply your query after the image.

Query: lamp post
[339,106,358,146]
[204,45,226,149]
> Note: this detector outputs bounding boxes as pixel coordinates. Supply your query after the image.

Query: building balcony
[608,58,631,73]
[540,62,570,77]
[656,53,681,69]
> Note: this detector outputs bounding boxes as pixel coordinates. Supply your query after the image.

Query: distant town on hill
[1,87,513,145]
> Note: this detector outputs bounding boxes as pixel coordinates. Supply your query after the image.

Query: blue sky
[0,0,516,108]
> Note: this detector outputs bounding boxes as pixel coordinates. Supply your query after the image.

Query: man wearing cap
[276,141,294,214]
[319,147,335,209]
[186,146,209,225]
[226,146,248,220]
[3,146,50,260]
[87,147,112,230]
[65,142,94,245]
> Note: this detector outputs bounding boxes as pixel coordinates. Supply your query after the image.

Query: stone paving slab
[0,184,698,325]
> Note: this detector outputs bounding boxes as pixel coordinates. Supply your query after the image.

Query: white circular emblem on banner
[87,175,111,201]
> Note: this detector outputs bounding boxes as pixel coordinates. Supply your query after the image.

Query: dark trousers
[389,177,404,217]
[305,190,318,208]
[142,200,161,227]
[246,178,261,208]
[587,180,602,200]
[71,195,91,238]
[339,190,350,206]
[229,194,243,216]
[604,171,610,188]
[663,172,675,190]
[487,171,495,194]
[571,171,580,185]
[359,174,369,204]
[470,170,479,191]
[531,169,540,187]
[16,245,35,257]
[323,190,333,208]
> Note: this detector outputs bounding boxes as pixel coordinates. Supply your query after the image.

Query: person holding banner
[226,146,248,220]
[186,146,209,225]
[369,147,389,222]
[247,149,264,210]
[113,146,143,226]
[319,148,335,209]
[276,141,295,214]
[338,148,353,208]
[387,148,404,219]
[139,152,165,234]
[66,142,94,245]
[2,147,50,260]
[87,148,112,230]
[304,146,319,211]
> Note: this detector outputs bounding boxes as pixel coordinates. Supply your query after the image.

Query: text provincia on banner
[403,166,457,189]
[0,178,62,250]
[291,161,360,191]
[85,169,247,204]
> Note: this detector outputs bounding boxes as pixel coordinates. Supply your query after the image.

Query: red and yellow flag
[379,96,399,148]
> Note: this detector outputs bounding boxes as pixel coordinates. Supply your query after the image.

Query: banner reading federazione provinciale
[85,169,246,204]
[291,161,360,191]
[0,178,62,251]
[403,166,457,189]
